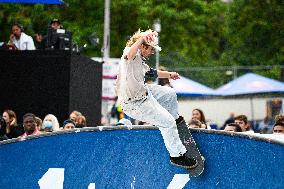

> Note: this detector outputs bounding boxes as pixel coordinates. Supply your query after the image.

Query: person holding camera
[45,18,72,50]
[8,23,35,50]
[50,18,62,30]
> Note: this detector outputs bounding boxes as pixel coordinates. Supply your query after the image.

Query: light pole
[103,0,110,63]
[102,0,111,121]
[153,19,161,83]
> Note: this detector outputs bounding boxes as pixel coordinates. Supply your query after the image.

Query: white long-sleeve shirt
[12,32,35,50]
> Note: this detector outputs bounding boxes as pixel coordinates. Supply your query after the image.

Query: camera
[46,27,72,50]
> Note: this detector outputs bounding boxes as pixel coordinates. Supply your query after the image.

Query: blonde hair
[126,29,153,47]
[43,114,60,131]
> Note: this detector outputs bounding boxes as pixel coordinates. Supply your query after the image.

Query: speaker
[0,50,102,126]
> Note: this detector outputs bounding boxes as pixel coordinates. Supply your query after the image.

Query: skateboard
[177,120,205,177]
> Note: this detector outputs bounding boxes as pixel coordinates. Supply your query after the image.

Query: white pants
[122,84,186,157]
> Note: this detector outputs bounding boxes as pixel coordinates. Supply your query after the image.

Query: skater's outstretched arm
[157,70,180,80]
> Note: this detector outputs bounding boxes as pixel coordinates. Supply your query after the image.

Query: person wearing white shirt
[115,29,198,169]
[8,23,35,50]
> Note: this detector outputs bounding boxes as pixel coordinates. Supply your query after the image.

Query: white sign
[102,79,116,100]
[39,169,190,188]
[92,57,121,77]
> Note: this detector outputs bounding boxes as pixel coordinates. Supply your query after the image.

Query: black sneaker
[170,154,198,169]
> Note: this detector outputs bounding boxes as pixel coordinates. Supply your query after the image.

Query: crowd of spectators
[108,104,284,136]
[1,106,282,142]
[0,109,87,141]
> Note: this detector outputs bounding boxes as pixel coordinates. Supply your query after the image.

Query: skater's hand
[169,72,180,80]
[141,31,158,45]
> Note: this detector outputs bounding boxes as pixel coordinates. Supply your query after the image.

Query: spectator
[110,97,124,123]
[42,114,60,132]
[34,33,45,49]
[69,110,82,123]
[234,115,254,133]
[35,116,43,132]
[188,119,202,129]
[224,123,242,132]
[273,123,284,134]
[8,23,35,50]
[0,118,8,141]
[18,113,41,138]
[275,114,284,123]
[220,112,235,130]
[191,108,209,129]
[62,119,75,130]
[50,18,62,30]
[273,114,284,134]
[75,115,86,128]
[45,18,72,50]
[258,116,273,133]
[2,110,24,139]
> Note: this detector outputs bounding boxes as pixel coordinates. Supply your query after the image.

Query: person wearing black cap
[45,18,72,50]
[50,19,62,30]
[62,119,75,130]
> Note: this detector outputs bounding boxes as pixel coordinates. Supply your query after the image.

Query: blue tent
[216,73,284,96]
[171,75,217,97]
[0,0,63,4]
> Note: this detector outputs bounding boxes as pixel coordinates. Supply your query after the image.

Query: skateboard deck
[177,121,205,177]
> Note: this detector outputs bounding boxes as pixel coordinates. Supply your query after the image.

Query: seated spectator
[188,119,202,129]
[191,108,209,129]
[273,123,284,134]
[7,23,35,50]
[224,123,242,132]
[35,116,43,132]
[62,119,76,130]
[42,114,60,132]
[220,112,235,130]
[110,97,124,123]
[257,116,273,133]
[75,115,86,128]
[0,118,8,141]
[2,110,24,139]
[274,114,284,125]
[69,110,82,123]
[34,33,45,49]
[234,115,254,133]
[273,114,284,134]
[18,113,41,138]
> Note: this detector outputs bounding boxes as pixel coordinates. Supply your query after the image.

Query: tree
[225,0,284,81]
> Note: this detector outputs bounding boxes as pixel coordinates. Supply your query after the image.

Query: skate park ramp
[0,126,284,189]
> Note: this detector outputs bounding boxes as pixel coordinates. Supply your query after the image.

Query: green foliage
[0,0,283,86]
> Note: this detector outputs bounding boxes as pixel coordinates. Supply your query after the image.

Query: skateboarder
[115,29,198,168]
